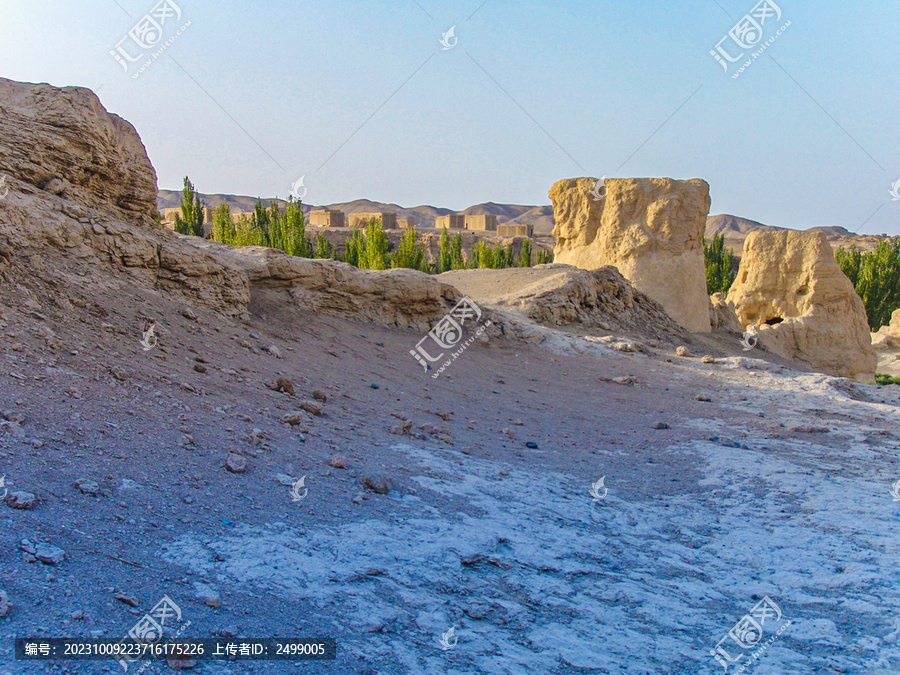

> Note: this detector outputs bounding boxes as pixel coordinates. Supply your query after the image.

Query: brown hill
[705,214,890,255]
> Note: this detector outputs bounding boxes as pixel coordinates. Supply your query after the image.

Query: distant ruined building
[347,212,398,230]
[434,214,502,233]
[463,214,498,232]
[497,223,533,238]
[309,209,345,228]
[435,215,465,230]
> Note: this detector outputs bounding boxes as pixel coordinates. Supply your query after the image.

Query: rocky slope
[439,265,696,345]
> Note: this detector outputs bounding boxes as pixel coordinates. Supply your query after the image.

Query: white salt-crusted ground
[162,355,900,674]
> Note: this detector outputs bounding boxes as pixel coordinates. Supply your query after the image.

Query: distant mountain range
[705,214,865,254]
[157,190,888,252]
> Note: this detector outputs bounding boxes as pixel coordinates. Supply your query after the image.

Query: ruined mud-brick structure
[497,223,533,238]
[435,215,466,230]
[310,209,345,228]
[464,214,498,232]
[348,212,398,230]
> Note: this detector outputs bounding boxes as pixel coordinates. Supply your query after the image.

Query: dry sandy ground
[1,257,900,675]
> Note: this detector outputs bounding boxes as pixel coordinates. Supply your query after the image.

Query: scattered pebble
[361,475,391,495]
[5,491,36,510]
[279,412,307,426]
[390,420,413,435]
[676,346,691,358]
[370,383,380,389]
[312,390,328,402]
[329,455,347,469]
[652,422,670,430]
[274,473,296,487]
[114,593,139,608]
[166,651,198,670]
[701,355,716,364]
[225,454,247,474]
[266,345,283,359]
[299,401,323,416]
[73,478,100,496]
[525,442,538,449]
[274,378,295,396]
[20,540,65,565]
[694,395,712,402]
[788,424,830,433]
[193,583,221,608]
[612,376,637,386]
[193,363,207,374]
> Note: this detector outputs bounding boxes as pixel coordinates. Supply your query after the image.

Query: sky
[1,0,899,234]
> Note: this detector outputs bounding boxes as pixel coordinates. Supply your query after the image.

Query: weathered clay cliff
[0,78,460,330]
[550,177,711,333]
[727,230,876,381]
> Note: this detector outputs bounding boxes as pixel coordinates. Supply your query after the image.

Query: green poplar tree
[314,233,334,259]
[450,233,464,270]
[703,233,736,295]
[518,238,533,267]
[251,199,271,247]
[535,249,554,265]
[439,226,451,273]
[210,204,235,245]
[283,199,312,257]
[391,226,426,270]
[341,228,364,266]
[363,219,389,270]
[174,176,205,237]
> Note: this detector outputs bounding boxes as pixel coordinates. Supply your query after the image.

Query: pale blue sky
[2,1,898,234]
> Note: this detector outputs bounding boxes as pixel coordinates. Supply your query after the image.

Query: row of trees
[835,239,900,330]
[176,176,553,272]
